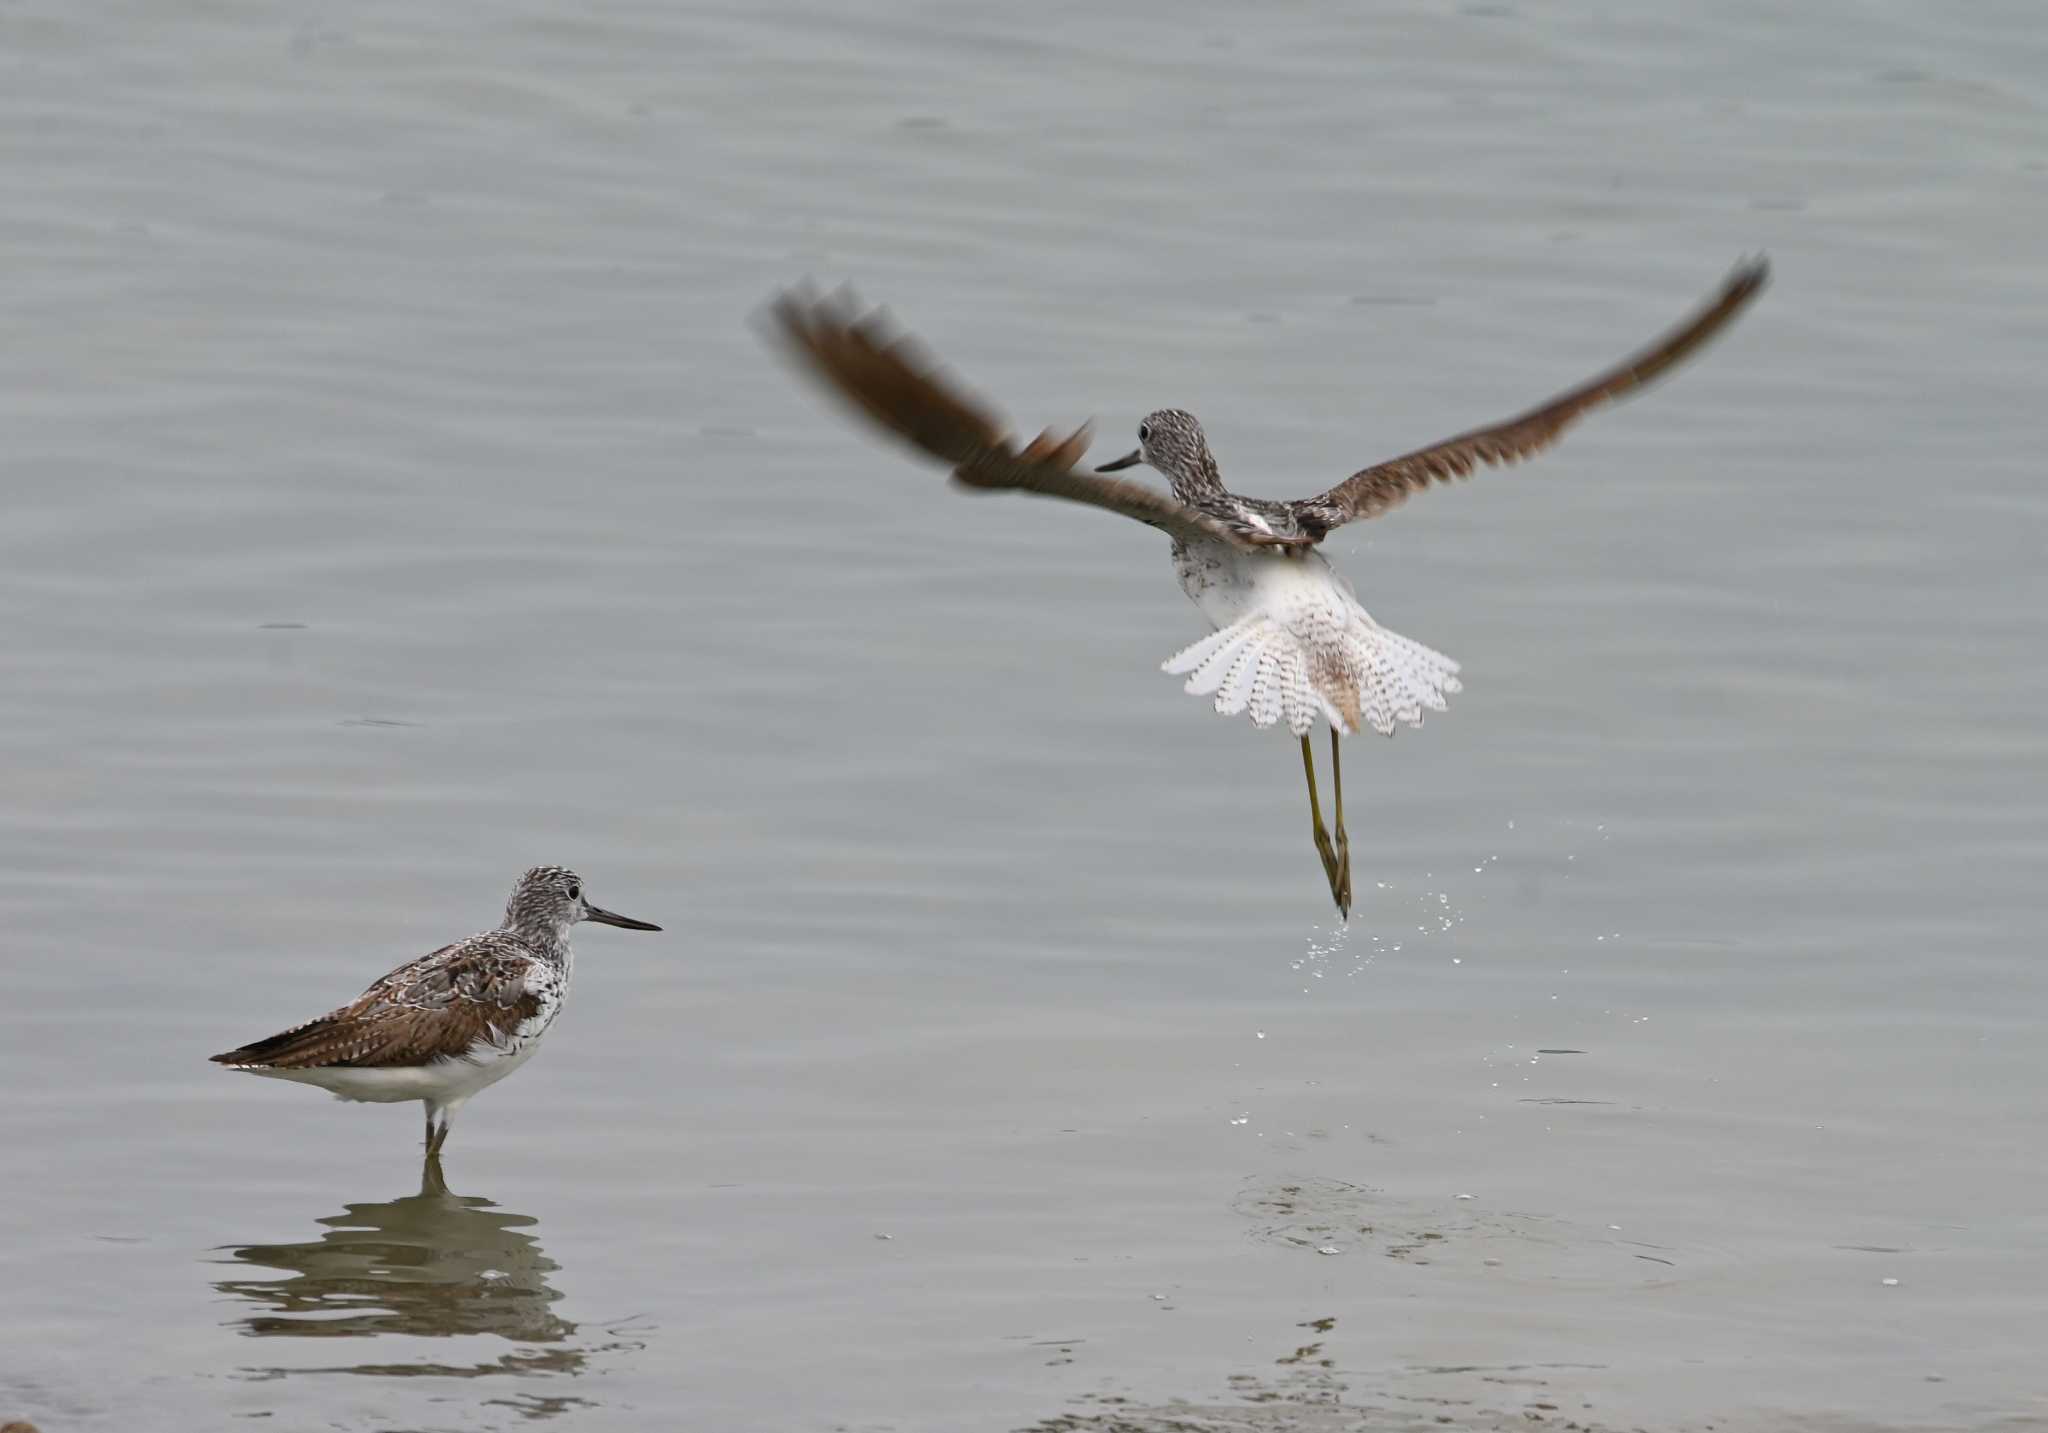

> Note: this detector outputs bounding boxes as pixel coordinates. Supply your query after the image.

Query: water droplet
[1316,1245,1342,1256]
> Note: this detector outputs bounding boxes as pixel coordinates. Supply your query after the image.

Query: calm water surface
[3,2,2045,1430]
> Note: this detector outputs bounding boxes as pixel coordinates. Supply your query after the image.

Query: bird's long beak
[584,903,662,931]
[1094,449,1143,473]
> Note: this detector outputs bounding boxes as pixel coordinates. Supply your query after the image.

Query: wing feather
[210,938,543,1069]
[1292,258,1769,538]
[766,287,1308,553]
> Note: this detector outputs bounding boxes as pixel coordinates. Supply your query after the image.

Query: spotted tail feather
[1164,614,1461,737]
[1353,625,1463,735]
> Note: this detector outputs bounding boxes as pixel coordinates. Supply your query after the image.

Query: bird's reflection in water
[214,1157,616,1389]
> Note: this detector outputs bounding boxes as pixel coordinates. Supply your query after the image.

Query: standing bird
[212,866,661,1156]
[767,260,1767,916]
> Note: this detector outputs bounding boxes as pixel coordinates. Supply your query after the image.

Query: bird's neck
[506,919,573,967]
[1167,455,1228,503]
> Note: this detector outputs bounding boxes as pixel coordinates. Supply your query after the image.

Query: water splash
[1289,918,1360,989]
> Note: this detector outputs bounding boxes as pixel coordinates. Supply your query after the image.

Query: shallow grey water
[3,2,2046,1430]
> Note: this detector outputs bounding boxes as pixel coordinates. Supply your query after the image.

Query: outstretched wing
[767,286,1308,552]
[1289,258,1770,540]
[210,936,542,1069]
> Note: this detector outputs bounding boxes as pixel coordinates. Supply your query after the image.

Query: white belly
[1172,539,1364,630]
[241,1036,546,1106]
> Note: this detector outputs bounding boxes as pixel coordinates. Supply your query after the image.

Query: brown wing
[766,286,1308,552]
[1292,258,1770,539]
[210,938,541,1070]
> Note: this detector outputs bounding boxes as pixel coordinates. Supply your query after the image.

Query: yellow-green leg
[1300,735,1349,918]
[1329,729,1352,917]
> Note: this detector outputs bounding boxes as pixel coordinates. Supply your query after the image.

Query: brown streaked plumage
[211,938,548,1072]
[212,865,661,1158]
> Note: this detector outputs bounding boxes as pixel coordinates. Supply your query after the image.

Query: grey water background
[2,1,2044,1429]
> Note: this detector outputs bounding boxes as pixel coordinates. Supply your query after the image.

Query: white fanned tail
[1164,611,1462,737]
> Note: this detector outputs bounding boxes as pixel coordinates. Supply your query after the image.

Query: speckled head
[503,865,662,940]
[1094,408,1225,501]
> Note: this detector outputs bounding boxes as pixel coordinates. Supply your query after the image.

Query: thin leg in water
[1329,729,1353,916]
[1300,734,1347,917]
[424,1102,451,1158]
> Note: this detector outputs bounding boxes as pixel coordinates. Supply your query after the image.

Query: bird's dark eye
[567,882,581,900]
[1138,424,1151,442]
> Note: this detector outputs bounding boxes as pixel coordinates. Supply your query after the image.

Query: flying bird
[767,260,1768,915]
